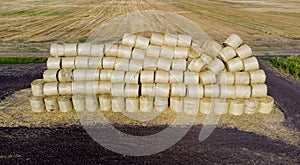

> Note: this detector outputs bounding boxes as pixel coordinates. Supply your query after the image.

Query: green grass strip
[268,55,300,80]
[0,57,47,64]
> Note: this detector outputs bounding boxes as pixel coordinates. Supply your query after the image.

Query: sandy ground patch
[0,88,299,146]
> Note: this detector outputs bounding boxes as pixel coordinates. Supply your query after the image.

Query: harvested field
[0,0,299,55]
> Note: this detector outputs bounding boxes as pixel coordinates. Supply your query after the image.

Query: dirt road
[0,61,299,163]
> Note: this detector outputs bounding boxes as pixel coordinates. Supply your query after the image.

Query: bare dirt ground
[0,0,299,55]
[0,60,299,164]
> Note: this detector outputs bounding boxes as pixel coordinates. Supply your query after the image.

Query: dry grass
[0,0,299,53]
[1,88,299,146]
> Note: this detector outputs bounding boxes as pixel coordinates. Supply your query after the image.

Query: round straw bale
[64,43,77,57]
[122,33,137,47]
[125,84,139,98]
[170,70,184,83]
[155,71,169,83]
[236,44,252,59]
[135,36,150,49]
[144,57,158,70]
[249,70,266,84]
[184,71,199,84]
[171,83,186,97]
[43,82,58,96]
[102,57,116,69]
[243,56,259,71]
[88,57,102,69]
[219,84,236,98]
[73,69,87,81]
[129,59,143,72]
[78,43,91,56]
[174,47,189,59]
[44,96,59,112]
[58,69,73,82]
[58,96,73,112]
[126,97,139,112]
[53,82,69,97]
[72,82,85,95]
[125,71,139,84]
[160,46,174,59]
[58,83,72,95]
[251,84,267,98]
[164,33,178,47]
[72,95,85,112]
[170,97,183,113]
[141,84,155,97]
[172,59,187,71]
[155,83,170,97]
[226,57,244,72]
[85,81,99,95]
[200,98,214,114]
[99,81,111,94]
[258,96,274,114]
[150,33,164,46]
[47,57,61,69]
[75,56,89,69]
[234,72,250,85]
[184,98,200,115]
[118,45,132,58]
[235,85,251,98]
[140,96,154,112]
[207,58,225,74]
[200,53,213,64]
[99,95,111,111]
[61,57,75,69]
[157,58,171,71]
[111,71,125,83]
[244,98,259,115]
[189,43,203,59]
[100,70,113,81]
[202,40,222,58]
[104,44,119,57]
[85,95,99,112]
[146,45,161,58]
[112,97,125,112]
[132,48,145,60]
[114,58,129,71]
[187,84,204,99]
[199,71,217,85]
[154,97,168,112]
[217,71,235,85]
[228,99,244,116]
[50,43,64,57]
[204,84,220,98]
[30,97,45,113]
[111,83,125,97]
[223,34,243,49]
[90,44,104,57]
[188,58,205,72]
[218,46,236,62]
[31,79,44,97]
[178,34,192,47]
[214,99,229,115]
[140,71,155,83]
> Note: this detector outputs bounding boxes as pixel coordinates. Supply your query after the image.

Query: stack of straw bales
[30,33,274,115]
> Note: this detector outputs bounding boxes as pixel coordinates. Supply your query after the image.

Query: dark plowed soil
[0,125,299,164]
[259,60,300,131]
[0,61,300,164]
[0,63,46,100]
